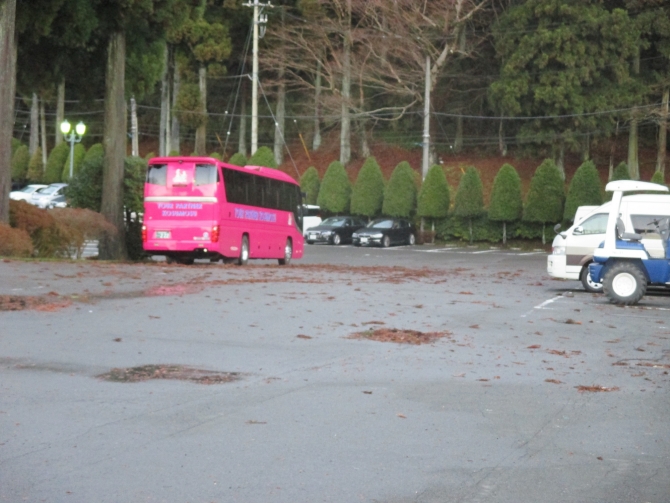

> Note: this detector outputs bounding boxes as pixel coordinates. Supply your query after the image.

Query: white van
[547,194,670,292]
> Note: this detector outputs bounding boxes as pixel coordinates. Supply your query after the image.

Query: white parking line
[520,295,564,318]
[471,249,498,254]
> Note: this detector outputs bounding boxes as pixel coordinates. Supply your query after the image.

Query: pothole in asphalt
[347,328,452,345]
[97,365,242,384]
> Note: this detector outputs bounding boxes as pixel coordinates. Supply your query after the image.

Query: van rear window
[195,164,219,186]
[147,164,167,186]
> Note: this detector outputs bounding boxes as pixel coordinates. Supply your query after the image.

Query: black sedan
[352,218,416,247]
[305,216,367,245]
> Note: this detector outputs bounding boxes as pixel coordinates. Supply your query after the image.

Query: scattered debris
[564,319,582,325]
[296,334,312,339]
[98,365,241,384]
[0,294,71,312]
[575,385,620,393]
[347,328,452,345]
[545,379,563,384]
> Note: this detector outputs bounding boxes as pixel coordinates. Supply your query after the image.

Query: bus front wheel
[279,238,292,266]
[237,236,249,266]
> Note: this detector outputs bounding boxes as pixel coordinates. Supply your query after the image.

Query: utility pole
[422,55,431,180]
[244,0,271,156]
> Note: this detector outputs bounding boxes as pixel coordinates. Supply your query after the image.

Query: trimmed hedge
[563,159,602,221]
[248,146,277,168]
[44,143,70,184]
[61,143,86,181]
[417,164,450,220]
[382,161,418,217]
[300,166,320,205]
[227,152,247,166]
[27,147,44,183]
[0,223,33,257]
[453,166,484,243]
[11,145,30,183]
[351,157,385,218]
[317,161,351,214]
[523,158,564,243]
[488,163,523,244]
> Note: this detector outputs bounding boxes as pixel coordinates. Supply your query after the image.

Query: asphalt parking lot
[1,244,669,503]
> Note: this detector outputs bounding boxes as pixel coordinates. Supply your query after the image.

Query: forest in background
[1,0,669,258]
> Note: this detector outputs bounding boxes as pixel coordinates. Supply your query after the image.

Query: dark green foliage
[67,144,105,212]
[523,159,565,224]
[351,157,385,218]
[453,166,484,243]
[417,165,450,219]
[317,161,351,214]
[168,150,180,157]
[11,138,23,157]
[175,83,207,130]
[209,152,222,160]
[382,161,418,217]
[61,143,86,181]
[489,164,522,222]
[227,152,247,166]
[611,162,630,182]
[123,156,149,261]
[11,145,30,183]
[563,160,602,221]
[44,143,70,184]
[300,166,320,205]
[454,167,484,218]
[248,146,277,168]
[435,214,546,243]
[27,147,44,183]
[489,163,523,244]
[650,171,666,186]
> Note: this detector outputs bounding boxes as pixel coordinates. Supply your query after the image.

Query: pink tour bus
[142,156,304,265]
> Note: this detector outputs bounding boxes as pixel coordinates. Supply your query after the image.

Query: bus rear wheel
[237,236,249,266]
[279,238,292,266]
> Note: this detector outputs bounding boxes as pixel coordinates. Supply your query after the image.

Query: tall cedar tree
[454,166,484,243]
[351,157,385,219]
[563,160,602,221]
[317,161,351,214]
[417,164,450,229]
[382,161,418,218]
[488,163,523,244]
[300,166,320,205]
[247,146,277,168]
[523,159,565,243]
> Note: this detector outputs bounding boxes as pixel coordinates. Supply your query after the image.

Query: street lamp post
[60,120,86,179]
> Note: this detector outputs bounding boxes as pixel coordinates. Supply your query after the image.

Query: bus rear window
[195,164,219,186]
[147,164,167,186]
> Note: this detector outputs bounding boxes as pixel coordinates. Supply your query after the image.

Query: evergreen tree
[44,142,69,184]
[227,152,247,166]
[68,144,105,212]
[351,156,385,219]
[11,145,30,183]
[650,170,666,186]
[317,160,351,214]
[209,152,222,160]
[611,162,630,182]
[564,160,602,221]
[61,143,86,180]
[382,161,418,218]
[417,164,450,232]
[300,166,320,205]
[523,159,565,244]
[453,166,484,243]
[488,163,523,244]
[27,147,44,183]
[11,138,23,157]
[248,146,277,168]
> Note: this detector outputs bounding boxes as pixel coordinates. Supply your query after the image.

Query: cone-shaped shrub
[44,143,70,184]
[67,144,105,211]
[167,150,180,157]
[417,165,450,220]
[27,147,44,183]
[61,143,86,181]
[300,166,320,205]
[351,157,385,218]
[382,161,418,217]
[227,152,247,166]
[563,160,602,221]
[650,170,666,186]
[248,146,277,168]
[11,145,30,183]
[523,159,565,243]
[209,152,222,160]
[11,138,23,157]
[453,166,484,243]
[317,161,351,214]
[489,163,522,244]
[611,162,630,182]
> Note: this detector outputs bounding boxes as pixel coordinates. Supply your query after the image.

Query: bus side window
[194,164,218,186]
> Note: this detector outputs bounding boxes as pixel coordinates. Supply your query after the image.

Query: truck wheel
[603,262,647,305]
[580,264,603,293]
